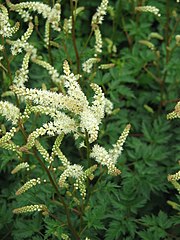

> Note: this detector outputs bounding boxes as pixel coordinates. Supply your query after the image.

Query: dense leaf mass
[0,0,180,239]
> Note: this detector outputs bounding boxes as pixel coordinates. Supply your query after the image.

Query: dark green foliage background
[0,0,180,239]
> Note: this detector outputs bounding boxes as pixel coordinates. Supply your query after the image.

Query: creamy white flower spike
[14,52,31,87]
[94,26,103,56]
[59,164,97,198]
[104,98,113,115]
[7,22,34,55]
[0,4,19,38]
[59,164,84,187]
[11,59,114,147]
[0,127,17,146]
[90,124,131,175]
[168,171,180,182]
[175,35,180,46]
[7,1,61,32]
[135,6,161,17]
[11,85,82,114]
[0,101,20,125]
[80,107,99,143]
[90,83,106,121]
[109,124,131,163]
[63,60,89,107]
[16,178,41,195]
[82,58,100,73]
[167,101,180,120]
[43,112,77,136]
[11,162,30,174]
[63,7,84,34]
[13,204,48,214]
[92,0,109,26]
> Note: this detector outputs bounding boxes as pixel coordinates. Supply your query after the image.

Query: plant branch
[70,0,80,73]
[18,123,80,239]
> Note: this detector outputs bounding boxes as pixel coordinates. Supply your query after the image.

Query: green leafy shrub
[0,0,180,239]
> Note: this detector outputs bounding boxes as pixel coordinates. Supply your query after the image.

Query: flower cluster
[90,124,131,175]
[59,164,97,198]
[44,3,61,44]
[168,171,180,181]
[59,164,83,188]
[104,98,113,115]
[90,0,109,57]
[34,132,98,199]
[167,101,180,119]
[16,178,41,195]
[0,4,19,38]
[79,82,107,142]
[0,127,18,145]
[52,135,70,167]
[7,1,61,32]
[46,3,61,32]
[175,35,180,46]
[135,6,161,17]
[0,0,133,226]
[139,40,155,51]
[94,26,103,56]
[35,141,54,164]
[0,101,20,125]
[92,0,109,26]
[11,162,30,174]
[63,7,84,34]
[25,127,47,149]
[0,45,3,62]
[167,101,180,195]
[98,63,115,70]
[44,112,77,136]
[13,204,48,214]
[63,18,72,34]
[7,22,34,55]
[0,142,19,152]
[11,60,110,144]
[61,234,70,240]
[13,52,31,87]
[82,58,100,73]
[168,172,180,194]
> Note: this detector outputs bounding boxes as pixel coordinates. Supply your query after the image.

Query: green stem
[83,131,91,205]
[121,16,132,48]
[143,66,161,84]
[35,152,80,239]
[35,25,44,42]
[1,228,12,240]
[165,0,170,63]
[63,38,73,66]
[168,17,180,44]
[18,124,80,239]
[80,30,93,57]
[85,167,106,206]
[48,26,54,65]
[85,130,91,168]
[70,0,80,73]
[34,151,79,239]
[1,36,13,84]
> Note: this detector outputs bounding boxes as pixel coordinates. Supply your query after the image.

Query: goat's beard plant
[0,0,130,239]
[167,103,180,211]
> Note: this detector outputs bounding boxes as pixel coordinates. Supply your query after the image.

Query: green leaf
[13,217,42,239]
